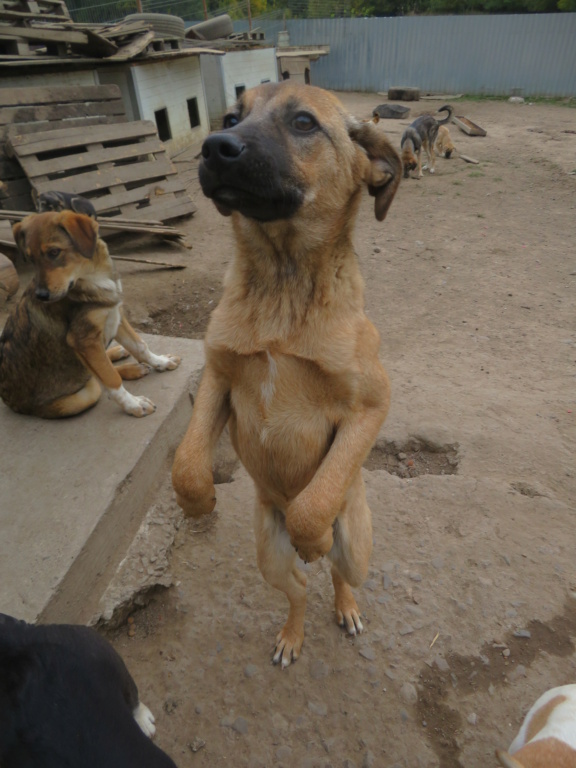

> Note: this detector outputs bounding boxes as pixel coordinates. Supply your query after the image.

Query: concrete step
[0,334,203,624]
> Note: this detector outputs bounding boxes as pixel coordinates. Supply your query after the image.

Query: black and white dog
[0,613,177,768]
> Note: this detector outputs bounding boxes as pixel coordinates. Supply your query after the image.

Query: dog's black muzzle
[35,288,52,302]
[199,130,303,222]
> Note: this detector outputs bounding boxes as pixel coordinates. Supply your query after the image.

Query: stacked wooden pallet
[0,84,196,224]
[7,119,196,222]
[0,1,186,63]
[0,84,127,211]
[0,0,122,59]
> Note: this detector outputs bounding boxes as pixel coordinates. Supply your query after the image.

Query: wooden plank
[1,115,127,143]
[8,120,158,155]
[94,178,191,213]
[31,157,177,196]
[20,137,166,177]
[0,211,185,237]
[0,84,121,107]
[123,197,197,222]
[0,24,89,44]
[107,29,154,61]
[0,100,125,127]
[71,27,118,57]
[0,8,72,21]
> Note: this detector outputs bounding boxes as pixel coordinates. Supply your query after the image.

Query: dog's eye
[47,248,61,260]
[291,112,318,133]
[223,114,239,129]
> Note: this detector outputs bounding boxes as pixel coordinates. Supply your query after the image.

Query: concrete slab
[0,334,204,624]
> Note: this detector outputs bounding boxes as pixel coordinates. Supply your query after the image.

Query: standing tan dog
[0,211,180,418]
[172,82,401,667]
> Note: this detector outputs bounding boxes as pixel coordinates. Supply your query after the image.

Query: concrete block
[0,334,204,624]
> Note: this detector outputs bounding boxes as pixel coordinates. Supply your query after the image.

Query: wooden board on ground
[7,119,196,223]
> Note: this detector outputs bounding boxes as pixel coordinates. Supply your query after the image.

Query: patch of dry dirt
[5,92,575,768]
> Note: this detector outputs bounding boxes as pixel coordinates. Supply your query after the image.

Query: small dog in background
[37,190,97,219]
[0,211,180,418]
[0,613,177,768]
[435,125,456,159]
[400,104,453,178]
[496,684,576,767]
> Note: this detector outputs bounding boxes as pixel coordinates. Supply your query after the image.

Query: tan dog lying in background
[496,684,576,767]
[0,211,180,418]
[172,82,401,667]
[435,125,456,158]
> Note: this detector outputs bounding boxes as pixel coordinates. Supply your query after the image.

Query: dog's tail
[436,105,454,125]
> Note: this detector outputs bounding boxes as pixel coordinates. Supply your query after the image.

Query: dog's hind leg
[114,362,153,380]
[255,501,307,668]
[416,148,424,178]
[428,143,437,174]
[107,345,130,362]
[328,472,372,636]
[108,344,153,381]
[39,376,102,418]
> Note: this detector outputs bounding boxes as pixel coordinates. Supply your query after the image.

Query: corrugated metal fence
[259,14,576,97]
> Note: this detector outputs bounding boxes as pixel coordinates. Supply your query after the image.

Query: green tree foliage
[67,0,573,27]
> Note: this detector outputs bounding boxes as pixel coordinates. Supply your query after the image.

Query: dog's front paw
[151,354,181,371]
[175,486,216,518]
[291,527,334,564]
[133,702,156,738]
[109,386,156,416]
[127,395,156,417]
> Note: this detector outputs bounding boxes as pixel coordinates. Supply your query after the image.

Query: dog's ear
[70,195,97,219]
[58,212,99,259]
[348,120,402,222]
[12,220,27,257]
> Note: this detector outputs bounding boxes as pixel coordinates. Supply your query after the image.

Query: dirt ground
[9,91,576,767]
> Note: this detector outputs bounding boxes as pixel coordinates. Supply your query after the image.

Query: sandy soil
[9,92,576,767]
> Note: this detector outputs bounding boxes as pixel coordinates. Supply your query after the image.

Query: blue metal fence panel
[268,14,576,97]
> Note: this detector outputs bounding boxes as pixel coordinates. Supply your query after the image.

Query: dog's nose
[35,288,51,302]
[201,133,245,170]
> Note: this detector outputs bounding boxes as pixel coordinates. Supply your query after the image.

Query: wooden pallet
[7,120,196,223]
[0,0,70,20]
[0,84,127,211]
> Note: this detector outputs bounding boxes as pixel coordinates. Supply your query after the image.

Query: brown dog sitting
[172,82,401,667]
[0,211,180,418]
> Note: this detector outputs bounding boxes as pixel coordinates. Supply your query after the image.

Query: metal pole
[247,0,252,31]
